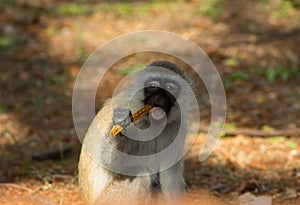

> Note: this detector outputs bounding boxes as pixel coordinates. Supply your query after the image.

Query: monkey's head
[113,60,194,125]
[140,61,193,123]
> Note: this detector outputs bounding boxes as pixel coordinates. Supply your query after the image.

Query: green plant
[269,136,286,144]
[266,66,292,83]
[272,66,297,83]
[0,36,26,54]
[224,123,237,130]
[251,66,299,84]
[117,64,145,75]
[261,0,296,19]
[101,2,176,17]
[0,100,5,114]
[0,130,39,170]
[59,142,66,165]
[218,163,235,182]
[56,3,96,16]
[273,0,294,19]
[268,136,298,149]
[109,3,134,15]
[292,67,300,74]
[196,0,224,19]
[224,58,239,67]
[220,123,237,138]
[225,70,249,87]
[32,94,44,108]
[74,24,89,61]
[265,68,277,83]
[287,141,298,149]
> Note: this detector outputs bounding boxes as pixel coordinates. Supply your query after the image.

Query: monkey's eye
[165,82,178,93]
[147,80,160,88]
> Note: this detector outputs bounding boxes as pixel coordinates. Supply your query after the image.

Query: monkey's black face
[143,78,179,120]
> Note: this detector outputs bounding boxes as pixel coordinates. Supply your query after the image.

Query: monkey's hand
[112,107,133,134]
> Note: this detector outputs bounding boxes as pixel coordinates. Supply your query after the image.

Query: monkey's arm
[79,100,149,204]
[79,148,114,205]
[79,100,116,204]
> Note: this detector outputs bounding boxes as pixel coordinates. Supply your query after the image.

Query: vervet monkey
[79,61,195,205]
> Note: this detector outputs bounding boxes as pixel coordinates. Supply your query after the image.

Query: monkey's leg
[95,176,152,205]
[159,161,186,194]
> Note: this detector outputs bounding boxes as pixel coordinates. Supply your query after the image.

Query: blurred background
[0,0,299,204]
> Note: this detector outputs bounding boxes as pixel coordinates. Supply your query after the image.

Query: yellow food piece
[110,105,154,136]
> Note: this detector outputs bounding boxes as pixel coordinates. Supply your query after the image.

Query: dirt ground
[0,0,300,204]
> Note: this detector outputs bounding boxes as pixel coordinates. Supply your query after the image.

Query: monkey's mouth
[144,91,175,120]
[150,107,166,120]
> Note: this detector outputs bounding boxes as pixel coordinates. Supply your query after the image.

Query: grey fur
[78,62,194,205]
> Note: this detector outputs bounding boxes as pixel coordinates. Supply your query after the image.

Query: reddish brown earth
[0,0,300,204]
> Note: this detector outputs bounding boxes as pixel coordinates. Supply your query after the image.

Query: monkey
[78,61,195,205]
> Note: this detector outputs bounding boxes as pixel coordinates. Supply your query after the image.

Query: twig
[199,124,300,137]
[0,183,33,193]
